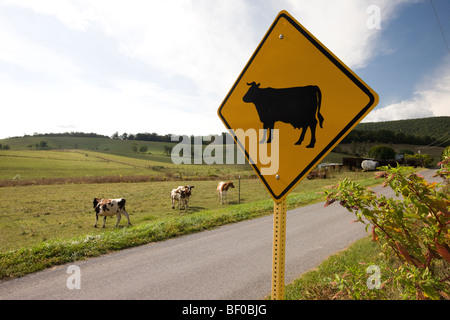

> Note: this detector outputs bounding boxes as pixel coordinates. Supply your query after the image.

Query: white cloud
[0,0,429,138]
[285,0,417,69]
[2,0,95,31]
[364,56,450,122]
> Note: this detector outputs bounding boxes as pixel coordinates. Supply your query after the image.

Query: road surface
[0,169,441,300]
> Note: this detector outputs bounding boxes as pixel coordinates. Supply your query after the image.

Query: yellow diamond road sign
[218,10,379,202]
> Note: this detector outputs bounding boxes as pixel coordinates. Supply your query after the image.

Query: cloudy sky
[0,0,449,139]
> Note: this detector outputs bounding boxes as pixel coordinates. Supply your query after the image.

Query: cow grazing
[217,181,235,204]
[171,185,194,210]
[242,82,324,148]
[93,198,132,228]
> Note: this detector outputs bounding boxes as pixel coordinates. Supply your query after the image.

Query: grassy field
[0,135,404,281]
[0,169,380,279]
[0,149,254,184]
[0,169,379,253]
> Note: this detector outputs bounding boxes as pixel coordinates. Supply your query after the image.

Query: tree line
[23,132,110,139]
[341,129,438,146]
[114,129,440,146]
[12,116,448,147]
[111,131,234,145]
[355,116,449,141]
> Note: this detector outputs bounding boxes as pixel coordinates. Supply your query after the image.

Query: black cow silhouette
[242,82,324,148]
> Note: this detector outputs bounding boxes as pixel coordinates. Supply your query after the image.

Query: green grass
[282,235,450,300]
[283,236,385,300]
[0,149,254,183]
[0,170,377,252]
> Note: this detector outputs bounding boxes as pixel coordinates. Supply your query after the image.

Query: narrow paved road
[0,169,441,300]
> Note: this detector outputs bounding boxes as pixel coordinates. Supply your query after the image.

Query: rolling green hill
[0,136,175,162]
[356,116,449,140]
[0,116,447,183]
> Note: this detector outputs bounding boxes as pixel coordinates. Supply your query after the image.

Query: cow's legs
[306,121,317,148]
[260,124,274,143]
[115,213,121,227]
[266,125,275,143]
[94,213,99,228]
[266,128,272,143]
[102,216,107,228]
[260,126,268,143]
[123,211,132,225]
[295,126,307,146]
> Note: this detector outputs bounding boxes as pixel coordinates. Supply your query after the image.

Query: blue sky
[0,0,449,139]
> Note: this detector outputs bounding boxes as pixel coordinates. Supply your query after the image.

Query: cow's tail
[316,87,324,128]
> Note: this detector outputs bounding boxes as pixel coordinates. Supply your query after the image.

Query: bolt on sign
[218,10,379,203]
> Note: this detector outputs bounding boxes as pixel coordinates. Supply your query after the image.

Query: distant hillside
[0,136,178,163]
[356,116,449,140]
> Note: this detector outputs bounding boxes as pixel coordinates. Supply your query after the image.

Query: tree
[120,132,128,140]
[368,145,395,160]
[38,140,48,149]
[139,145,148,153]
[164,145,173,156]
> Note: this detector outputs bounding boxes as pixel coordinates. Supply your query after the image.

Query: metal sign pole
[271,198,287,300]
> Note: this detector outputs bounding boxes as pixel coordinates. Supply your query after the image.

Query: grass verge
[283,236,385,300]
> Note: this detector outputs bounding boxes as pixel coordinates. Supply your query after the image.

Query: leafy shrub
[442,146,450,160]
[368,145,396,160]
[405,153,433,167]
[325,162,450,299]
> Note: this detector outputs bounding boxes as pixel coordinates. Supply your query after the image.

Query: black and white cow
[93,198,132,228]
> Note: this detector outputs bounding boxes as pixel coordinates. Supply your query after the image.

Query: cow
[242,82,324,148]
[217,181,235,204]
[181,185,194,208]
[171,185,194,210]
[171,187,187,210]
[93,198,132,228]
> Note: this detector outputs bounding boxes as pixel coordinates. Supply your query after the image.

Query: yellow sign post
[218,10,378,299]
[271,198,287,300]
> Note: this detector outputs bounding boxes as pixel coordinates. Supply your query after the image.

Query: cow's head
[184,185,194,195]
[242,82,260,103]
[93,198,101,208]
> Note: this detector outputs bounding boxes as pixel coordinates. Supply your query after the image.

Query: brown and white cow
[93,198,132,228]
[171,185,194,210]
[217,181,235,204]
